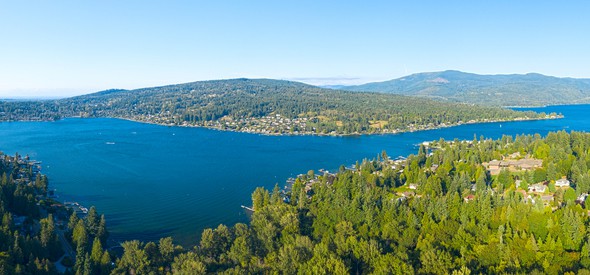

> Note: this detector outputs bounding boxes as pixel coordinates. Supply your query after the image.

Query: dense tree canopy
[0,153,61,274]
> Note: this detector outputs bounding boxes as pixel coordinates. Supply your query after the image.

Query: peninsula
[0,79,557,135]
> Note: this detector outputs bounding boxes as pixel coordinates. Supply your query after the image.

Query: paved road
[54,228,75,273]
[57,229,75,259]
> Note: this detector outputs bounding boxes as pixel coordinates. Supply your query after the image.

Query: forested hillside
[343,70,590,106]
[0,151,111,274]
[0,153,61,273]
[0,79,553,135]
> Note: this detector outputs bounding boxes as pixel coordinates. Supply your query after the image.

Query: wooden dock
[241,205,255,212]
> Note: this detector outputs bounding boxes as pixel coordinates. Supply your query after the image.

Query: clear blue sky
[1,1,589,97]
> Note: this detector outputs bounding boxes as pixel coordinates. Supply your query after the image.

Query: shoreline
[1,114,564,137]
[506,102,590,109]
[83,114,566,137]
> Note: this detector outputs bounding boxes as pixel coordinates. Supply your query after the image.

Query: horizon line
[2,69,589,98]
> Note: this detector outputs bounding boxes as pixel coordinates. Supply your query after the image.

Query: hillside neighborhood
[287,142,588,214]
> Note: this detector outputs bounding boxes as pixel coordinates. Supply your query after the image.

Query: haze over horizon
[1,1,589,98]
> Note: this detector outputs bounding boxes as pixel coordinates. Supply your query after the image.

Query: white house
[577,193,588,203]
[555,178,571,188]
[528,183,547,193]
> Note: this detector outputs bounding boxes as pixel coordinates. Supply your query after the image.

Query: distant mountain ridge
[341,70,590,106]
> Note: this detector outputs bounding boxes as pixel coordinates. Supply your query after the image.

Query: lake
[0,104,588,246]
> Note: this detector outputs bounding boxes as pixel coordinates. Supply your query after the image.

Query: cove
[0,104,588,246]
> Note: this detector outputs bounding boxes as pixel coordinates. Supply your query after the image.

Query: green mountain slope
[342,70,590,106]
[0,78,553,135]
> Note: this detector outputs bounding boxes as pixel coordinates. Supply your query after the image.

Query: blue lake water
[0,104,588,246]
